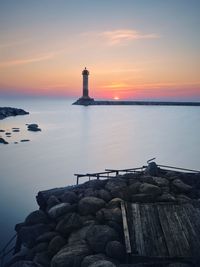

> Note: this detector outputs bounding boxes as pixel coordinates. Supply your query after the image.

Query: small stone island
[73,68,200,107]
[0,107,29,120]
[4,162,200,267]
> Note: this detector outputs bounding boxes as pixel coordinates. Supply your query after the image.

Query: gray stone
[98,189,112,202]
[86,225,119,253]
[106,198,122,209]
[25,210,48,225]
[157,193,176,202]
[68,225,94,244]
[88,260,116,267]
[36,231,57,243]
[145,162,158,176]
[27,124,41,132]
[129,182,142,194]
[10,261,41,267]
[81,254,108,267]
[105,241,125,260]
[46,195,60,210]
[139,183,162,196]
[105,179,127,193]
[78,197,105,215]
[96,208,122,224]
[48,235,66,256]
[51,240,91,267]
[152,177,169,187]
[172,179,192,193]
[61,191,78,204]
[48,203,74,219]
[0,137,8,144]
[18,224,51,248]
[33,252,50,267]
[56,212,82,236]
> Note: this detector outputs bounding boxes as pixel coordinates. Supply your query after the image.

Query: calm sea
[0,97,200,250]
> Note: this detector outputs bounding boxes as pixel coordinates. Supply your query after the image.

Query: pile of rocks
[27,124,41,132]
[0,107,29,120]
[6,166,200,267]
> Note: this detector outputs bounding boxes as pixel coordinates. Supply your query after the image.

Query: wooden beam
[121,201,132,254]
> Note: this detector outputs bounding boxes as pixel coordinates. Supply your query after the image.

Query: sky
[0,0,200,100]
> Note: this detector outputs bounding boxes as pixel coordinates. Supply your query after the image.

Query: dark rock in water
[9,260,41,267]
[13,129,20,132]
[18,223,51,248]
[0,137,8,144]
[25,210,49,225]
[81,254,109,267]
[0,129,5,132]
[21,139,30,142]
[27,124,41,132]
[56,212,82,236]
[14,142,18,144]
[6,132,11,135]
[78,197,105,215]
[105,240,126,260]
[86,224,119,253]
[0,107,29,120]
[48,235,66,256]
[51,240,91,267]
[88,260,116,267]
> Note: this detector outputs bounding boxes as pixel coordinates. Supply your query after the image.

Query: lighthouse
[82,67,90,99]
[73,67,94,105]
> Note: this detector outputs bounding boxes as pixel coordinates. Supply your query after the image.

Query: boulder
[31,242,48,254]
[86,225,119,253]
[48,236,66,256]
[48,203,75,219]
[84,179,106,190]
[176,194,192,202]
[0,107,29,120]
[36,231,57,243]
[106,198,122,209]
[129,182,142,194]
[152,177,169,187]
[78,197,105,215]
[61,191,78,204]
[25,210,48,225]
[51,240,91,267]
[98,189,112,202]
[157,193,176,202]
[27,124,41,132]
[96,208,122,224]
[46,195,60,210]
[81,254,108,267]
[10,261,41,267]
[139,183,162,196]
[33,252,50,267]
[84,188,98,198]
[68,225,94,244]
[105,179,127,193]
[172,179,192,193]
[88,260,116,267]
[0,137,8,144]
[56,212,82,236]
[18,224,51,248]
[105,241,125,261]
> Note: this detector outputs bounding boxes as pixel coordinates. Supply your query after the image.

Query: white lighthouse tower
[73,67,94,105]
[82,67,90,99]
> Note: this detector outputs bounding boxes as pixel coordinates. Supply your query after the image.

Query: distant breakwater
[73,99,200,106]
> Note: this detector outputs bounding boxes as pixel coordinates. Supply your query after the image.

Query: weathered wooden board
[128,202,200,260]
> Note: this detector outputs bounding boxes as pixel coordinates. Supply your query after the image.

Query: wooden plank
[131,204,145,255]
[121,201,132,254]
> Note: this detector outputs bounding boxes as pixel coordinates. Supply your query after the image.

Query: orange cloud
[82,29,159,46]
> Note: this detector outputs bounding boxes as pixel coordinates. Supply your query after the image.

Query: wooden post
[76,175,79,185]
[121,201,132,254]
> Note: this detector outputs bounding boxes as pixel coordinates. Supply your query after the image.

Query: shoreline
[4,163,200,267]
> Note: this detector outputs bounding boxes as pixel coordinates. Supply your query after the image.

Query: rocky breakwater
[0,107,29,120]
[6,165,200,267]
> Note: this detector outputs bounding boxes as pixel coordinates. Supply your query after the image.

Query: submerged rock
[0,137,8,144]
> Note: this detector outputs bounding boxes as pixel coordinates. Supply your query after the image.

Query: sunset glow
[0,0,199,100]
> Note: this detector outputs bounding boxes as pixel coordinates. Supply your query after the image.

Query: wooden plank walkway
[124,202,200,266]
